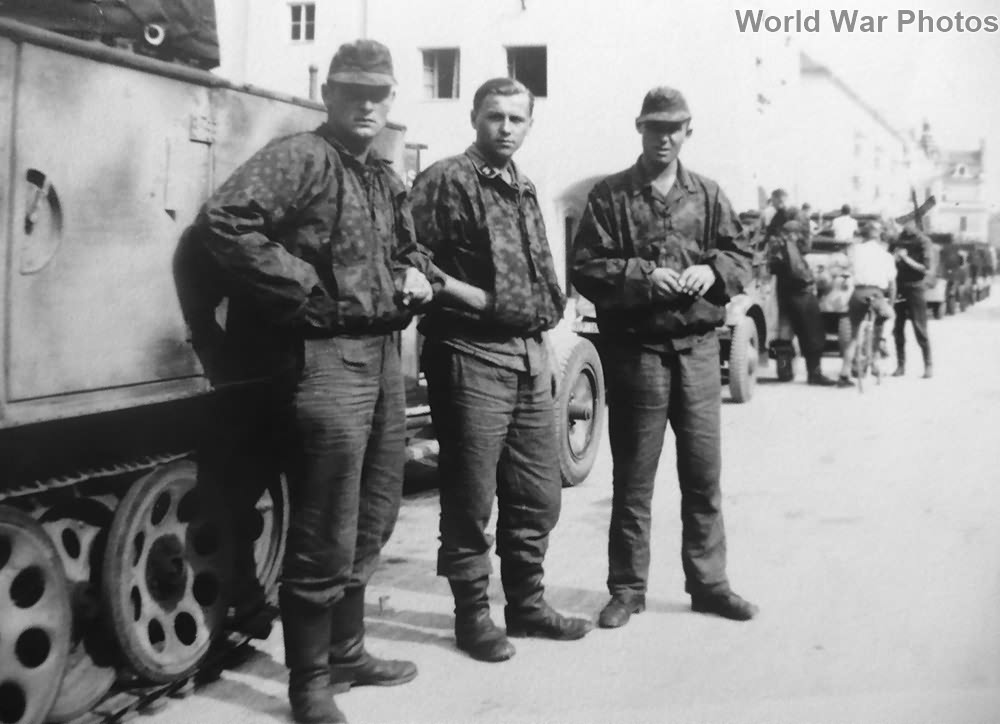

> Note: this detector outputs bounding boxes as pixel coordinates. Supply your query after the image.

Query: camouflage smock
[410,146,566,345]
[198,123,437,339]
[571,159,751,342]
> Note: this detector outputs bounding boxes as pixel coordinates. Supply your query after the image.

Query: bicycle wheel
[856,319,873,393]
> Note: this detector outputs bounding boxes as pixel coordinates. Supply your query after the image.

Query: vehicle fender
[724,293,753,327]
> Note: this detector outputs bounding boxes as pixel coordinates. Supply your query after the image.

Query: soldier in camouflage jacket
[196,40,431,724]
[410,78,591,664]
[571,86,759,629]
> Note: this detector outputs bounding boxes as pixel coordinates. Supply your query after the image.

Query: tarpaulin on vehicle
[0,0,219,68]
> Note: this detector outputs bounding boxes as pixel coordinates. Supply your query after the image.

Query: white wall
[220,1,949,280]
[362,0,777,284]
[217,0,366,98]
[790,68,912,218]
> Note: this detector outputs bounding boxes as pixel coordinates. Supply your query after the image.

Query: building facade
[935,144,989,242]
[213,0,940,278]
[785,53,926,221]
[213,0,796,285]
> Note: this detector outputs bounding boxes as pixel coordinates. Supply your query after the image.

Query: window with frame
[290,3,315,42]
[507,46,547,98]
[422,49,460,99]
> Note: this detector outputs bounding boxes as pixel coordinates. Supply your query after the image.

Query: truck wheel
[837,315,852,356]
[552,334,606,487]
[0,505,73,724]
[728,317,758,403]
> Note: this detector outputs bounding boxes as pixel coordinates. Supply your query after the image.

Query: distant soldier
[572,86,758,628]
[196,40,435,724]
[831,203,859,241]
[760,188,788,231]
[410,78,592,664]
[801,202,820,235]
[892,226,934,378]
[768,213,836,385]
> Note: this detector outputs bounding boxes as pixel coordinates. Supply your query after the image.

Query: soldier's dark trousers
[604,335,729,597]
[421,341,561,609]
[209,384,287,608]
[280,334,406,608]
[893,284,932,368]
[779,290,825,374]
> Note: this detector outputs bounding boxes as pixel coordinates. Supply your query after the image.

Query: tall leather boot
[279,591,346,724]
[449,576,515,662]
[328,586,417,693]
[501,561,592,640]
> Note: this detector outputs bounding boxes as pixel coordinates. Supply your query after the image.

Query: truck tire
[837,315,852,356]
[552,334,606,487]
[728,317,758,403]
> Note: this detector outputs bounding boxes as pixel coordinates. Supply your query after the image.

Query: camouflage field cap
[328,39,396,86]
[636,86,691,124]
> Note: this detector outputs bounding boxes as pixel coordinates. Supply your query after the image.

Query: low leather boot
[807,372,837,387]
[506,600,593,640]
[598,592,646,629]
[450,577,515,663]
[502,562,592,640]
[280,592,346,724]
[691,590,759,622]
[892,364,905,377]
[328,586,417,693]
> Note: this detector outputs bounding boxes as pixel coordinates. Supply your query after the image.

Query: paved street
[148,288,1000,724]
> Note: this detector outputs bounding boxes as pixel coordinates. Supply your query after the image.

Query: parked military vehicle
[716,221,780,402]
[0,15,604,724]
[804,236,854,355]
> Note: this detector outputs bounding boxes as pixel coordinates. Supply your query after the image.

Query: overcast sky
[723,0,1000,208]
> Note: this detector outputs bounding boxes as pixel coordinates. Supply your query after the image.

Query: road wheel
[837,315,852,356]
[38,498,118,721]
[552,333,606,487]
[728,317,758,403]
[102,460,233,683]
[0,505,73,724]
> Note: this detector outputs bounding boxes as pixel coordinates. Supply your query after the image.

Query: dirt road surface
[143,288,1000,724]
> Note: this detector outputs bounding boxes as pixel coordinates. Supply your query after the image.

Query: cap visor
[636,111,691,123]
[328,71,396,86]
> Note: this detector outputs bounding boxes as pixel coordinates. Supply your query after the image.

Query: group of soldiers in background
[190,39,757,724]
[760,188,936,388]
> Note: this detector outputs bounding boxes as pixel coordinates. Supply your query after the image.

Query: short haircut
[472,77,534,116]
[841,204,852,215]
[771,188,788,200]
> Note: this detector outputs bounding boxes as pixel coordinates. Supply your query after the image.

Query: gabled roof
[799,52,903,143]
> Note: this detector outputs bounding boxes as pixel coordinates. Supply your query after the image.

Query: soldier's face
[322,82,394,148]
[638,120,691,170]
[471,93,533,167]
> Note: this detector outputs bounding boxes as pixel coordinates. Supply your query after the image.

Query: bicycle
[853,297,883,393]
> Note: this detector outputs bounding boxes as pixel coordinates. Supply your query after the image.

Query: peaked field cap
[328,39,396,85]
[636,86,691,123]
